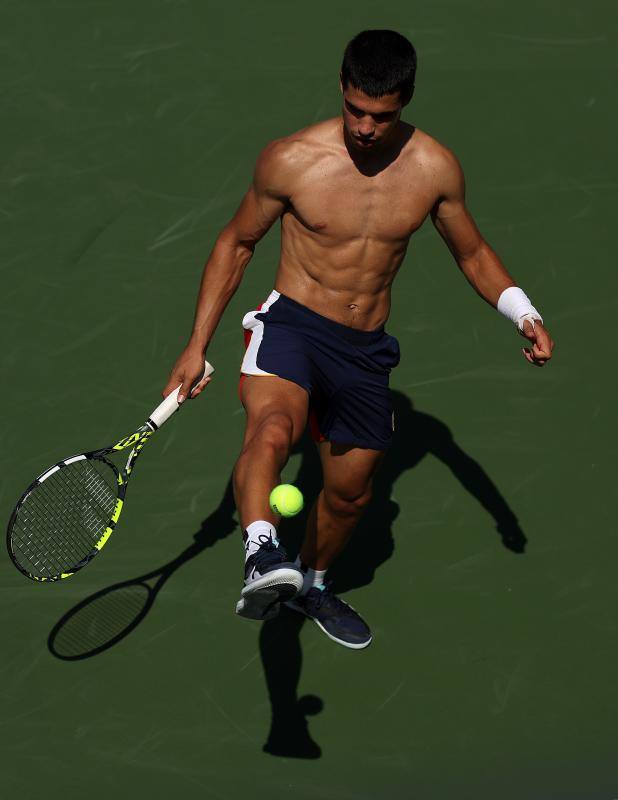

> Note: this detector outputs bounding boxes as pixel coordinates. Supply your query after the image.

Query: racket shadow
[47,477,237,661]
[47,392,526,758]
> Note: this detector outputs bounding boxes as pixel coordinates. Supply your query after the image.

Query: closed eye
[373,112,396,122]
[345,100,396,123]
[345,100,363,118]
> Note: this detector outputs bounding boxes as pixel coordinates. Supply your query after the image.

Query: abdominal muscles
[275,210,413,329]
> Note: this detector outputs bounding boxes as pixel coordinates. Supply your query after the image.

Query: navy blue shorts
[239,290,400,450]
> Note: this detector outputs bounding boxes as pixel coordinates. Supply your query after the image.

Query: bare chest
[287,156,438,242]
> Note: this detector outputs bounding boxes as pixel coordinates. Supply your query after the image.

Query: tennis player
[163,29,554,649]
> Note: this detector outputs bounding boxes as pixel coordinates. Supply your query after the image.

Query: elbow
[216,228,256,263]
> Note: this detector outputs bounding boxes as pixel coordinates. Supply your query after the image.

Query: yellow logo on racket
[113,432,148,450]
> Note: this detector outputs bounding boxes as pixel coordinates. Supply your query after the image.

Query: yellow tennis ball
[269,484,304,518]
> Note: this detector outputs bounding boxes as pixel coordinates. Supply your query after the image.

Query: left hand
[519,319,554,367]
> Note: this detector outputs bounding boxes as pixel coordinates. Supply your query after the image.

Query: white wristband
[497,286,543,332]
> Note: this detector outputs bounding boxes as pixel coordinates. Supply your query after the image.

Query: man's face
[340,83,403,153]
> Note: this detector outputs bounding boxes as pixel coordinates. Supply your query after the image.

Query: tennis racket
[7,361,214,582]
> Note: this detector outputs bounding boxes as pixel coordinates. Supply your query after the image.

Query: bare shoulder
[409,127,464,192]
[255,120,339,181]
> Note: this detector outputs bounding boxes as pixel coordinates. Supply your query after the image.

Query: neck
[341,122,405,175]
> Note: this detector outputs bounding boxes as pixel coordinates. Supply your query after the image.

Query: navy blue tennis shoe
[286,584,372,649]
[236,535,303,621]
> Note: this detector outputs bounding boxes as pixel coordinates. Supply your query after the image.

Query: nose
[358,118,375,138]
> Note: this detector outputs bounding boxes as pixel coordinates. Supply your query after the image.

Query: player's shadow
[47,390,526,759]
[259,389,526,759]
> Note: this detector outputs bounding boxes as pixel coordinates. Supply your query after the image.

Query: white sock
[295,555,326,595]
[243,521,278,561]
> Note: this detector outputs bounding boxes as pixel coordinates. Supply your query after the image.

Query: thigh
[318,440,385,500]
[312,332,400,452]
[240,375,309,447]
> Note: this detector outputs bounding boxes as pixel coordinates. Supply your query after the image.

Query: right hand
[162,343,212,404]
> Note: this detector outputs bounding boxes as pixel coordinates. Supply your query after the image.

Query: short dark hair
[341,30,417,102]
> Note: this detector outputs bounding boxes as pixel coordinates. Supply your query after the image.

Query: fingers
[180,374,213,403]
[522,347,545,367]
[164,348,213,403]
[178,372,197,404]
[532,333,554,365]
[532,340,552,360]
[522,341,553,367]
[162,374,182,399]
[165,372,212,404]
[189,375,212,399]
[520,321,554,367]
[177,378,192,404]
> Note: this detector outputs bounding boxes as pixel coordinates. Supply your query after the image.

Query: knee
[324,484,373,519]
[242,411,295,459]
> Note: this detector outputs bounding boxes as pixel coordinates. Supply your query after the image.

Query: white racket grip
[148,360,214,429]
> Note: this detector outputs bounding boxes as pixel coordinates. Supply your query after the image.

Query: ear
[339,73,344,94]
[400,85,415,107]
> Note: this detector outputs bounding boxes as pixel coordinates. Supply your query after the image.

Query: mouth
[354,137,376,147]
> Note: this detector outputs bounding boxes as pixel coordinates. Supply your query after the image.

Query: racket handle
[148,360,214,429]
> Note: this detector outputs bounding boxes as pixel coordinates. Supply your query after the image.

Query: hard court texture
[1,1,616,798]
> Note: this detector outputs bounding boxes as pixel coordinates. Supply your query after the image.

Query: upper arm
[430,148,484,262]
[220,140,292,250]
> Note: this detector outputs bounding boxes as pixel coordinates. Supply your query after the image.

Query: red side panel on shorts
[308,407,326,443]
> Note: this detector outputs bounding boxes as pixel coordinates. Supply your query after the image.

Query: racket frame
[6,423,155,582]
[7,359,213,582]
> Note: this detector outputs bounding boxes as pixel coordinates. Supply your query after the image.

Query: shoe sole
[285,599,372,650]
[236,568,303,621]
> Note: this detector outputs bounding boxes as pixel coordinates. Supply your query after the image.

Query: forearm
[431,163,551,362]
[188,232,255,351]
[458,240,543,329]
[457,240,516,307]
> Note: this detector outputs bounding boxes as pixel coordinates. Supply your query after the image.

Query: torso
[274,117,447,329]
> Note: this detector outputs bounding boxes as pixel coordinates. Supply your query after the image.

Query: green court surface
[1,2,616,798]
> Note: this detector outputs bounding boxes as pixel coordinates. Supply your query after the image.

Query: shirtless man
[163,29,554,650]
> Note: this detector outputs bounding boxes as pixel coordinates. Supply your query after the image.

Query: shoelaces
[252,536,286,571]
[306,582,344,612]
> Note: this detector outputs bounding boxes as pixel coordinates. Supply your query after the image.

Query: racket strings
[15,465,115,576]
[16,475,111,575]
[24,473,108,573]
[10,459,119,578]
